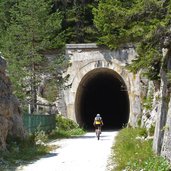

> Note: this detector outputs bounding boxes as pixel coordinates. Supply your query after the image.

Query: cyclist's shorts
[94,124,101,129]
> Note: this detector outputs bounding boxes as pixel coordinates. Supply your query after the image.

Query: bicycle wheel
[97,133,100,140]
[97,128,100,140]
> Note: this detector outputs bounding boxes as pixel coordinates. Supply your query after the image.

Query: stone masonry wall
[58,44,143,127]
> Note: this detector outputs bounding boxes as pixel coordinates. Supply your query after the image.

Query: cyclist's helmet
[96,114,100,117]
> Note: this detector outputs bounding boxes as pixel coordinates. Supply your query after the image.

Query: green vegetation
[0,134,55,170]
[0,115,85,170]
[49,115,85,139]
[111,127,171,171]
[43,79,58,102]
[53,0,99,43]
[143,92,154,111]
[41,54,70,103]
[148,124,155,136]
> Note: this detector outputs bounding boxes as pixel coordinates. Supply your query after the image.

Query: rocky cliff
[0,54,26,151]
[153,48,171,162]
[139,48,171,162]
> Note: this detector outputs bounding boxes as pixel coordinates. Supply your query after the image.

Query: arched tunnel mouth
[75,68,130,130]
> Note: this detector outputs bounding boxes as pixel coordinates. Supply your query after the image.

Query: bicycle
[96,126,101,140]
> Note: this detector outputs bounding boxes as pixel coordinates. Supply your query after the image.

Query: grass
[49,127,85,139]
[111,127,171,171]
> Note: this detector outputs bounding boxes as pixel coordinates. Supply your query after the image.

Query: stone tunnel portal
[75,68,130,130]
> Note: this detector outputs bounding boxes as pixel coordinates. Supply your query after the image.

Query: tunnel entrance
[75,68,130,130]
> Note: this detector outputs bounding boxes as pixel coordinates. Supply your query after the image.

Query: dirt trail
[17,131,118,171]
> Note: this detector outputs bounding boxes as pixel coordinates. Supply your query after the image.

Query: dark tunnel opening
[75,68,130,130]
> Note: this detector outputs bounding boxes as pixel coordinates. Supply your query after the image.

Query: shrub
[49,115,85,139]
[56,115,78,130]
[34,129,48,145]
[148,124,155,136]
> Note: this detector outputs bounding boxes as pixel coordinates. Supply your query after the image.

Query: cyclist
[93,113,103,135]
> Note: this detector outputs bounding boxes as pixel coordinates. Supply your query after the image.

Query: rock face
[161,95,171,161]
[141,81,157,131]
[152,49,171,162]
[0,55,26,151]
[138,47,171,162]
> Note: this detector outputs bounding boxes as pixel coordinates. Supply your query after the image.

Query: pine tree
[0,0,64,112]
[53,0,99,43]
[93,0,171,80]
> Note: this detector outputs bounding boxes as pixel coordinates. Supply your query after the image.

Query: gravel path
[17,131,118,171]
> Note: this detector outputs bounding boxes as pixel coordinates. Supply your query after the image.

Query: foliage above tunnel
[93,0,171,80]
[53,0,99,43]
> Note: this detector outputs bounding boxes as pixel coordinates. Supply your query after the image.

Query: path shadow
[9,152,59,171]
[70,130,118,140]
[71,135,95,139]
[42,152,58,159]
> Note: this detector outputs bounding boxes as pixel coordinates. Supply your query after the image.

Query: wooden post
[28,104,31,114]
[37,105,39,113]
